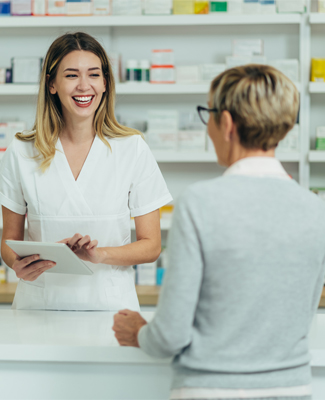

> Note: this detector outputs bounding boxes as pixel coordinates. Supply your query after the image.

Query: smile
[72,95,95,107]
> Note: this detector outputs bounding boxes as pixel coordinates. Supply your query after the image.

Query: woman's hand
[58,233,102,264]
[12,254,56,282]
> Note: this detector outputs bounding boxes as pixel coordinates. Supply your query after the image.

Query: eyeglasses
[197,106,219,125]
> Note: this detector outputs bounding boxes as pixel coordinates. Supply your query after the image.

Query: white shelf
[309,82,325,93]
[0,14,302,29]
[0,82,301,96]
[0,83,210,96]
[310,13,325,24]
[153,151,217,163]
[275,152,300,162]
[309,151,325,162]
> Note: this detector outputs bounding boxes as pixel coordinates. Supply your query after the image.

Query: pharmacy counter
[1,311,325,400]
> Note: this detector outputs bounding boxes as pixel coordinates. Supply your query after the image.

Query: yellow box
[160,205,174,219]
[194,0,209,14]
[173,0,194,14]
[311,58,325,82]
[319,0,325,12]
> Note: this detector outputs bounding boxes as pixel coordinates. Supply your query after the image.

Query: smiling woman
[0,32,172,311]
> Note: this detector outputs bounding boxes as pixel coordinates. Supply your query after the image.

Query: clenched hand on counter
[113,310,147,347]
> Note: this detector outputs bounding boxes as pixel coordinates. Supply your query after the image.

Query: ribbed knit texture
[138,176,325,390]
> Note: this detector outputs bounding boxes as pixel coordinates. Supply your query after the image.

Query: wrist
[97,247,108,264]
[135,320,147,348]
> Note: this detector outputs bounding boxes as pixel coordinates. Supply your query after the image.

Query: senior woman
[113,65,325,400]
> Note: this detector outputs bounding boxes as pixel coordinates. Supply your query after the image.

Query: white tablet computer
[5,240,93,276]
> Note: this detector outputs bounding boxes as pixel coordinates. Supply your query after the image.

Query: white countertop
[1,310,325,367]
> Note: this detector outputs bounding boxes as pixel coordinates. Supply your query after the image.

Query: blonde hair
[210,64,299,151]
[16,32,142,171]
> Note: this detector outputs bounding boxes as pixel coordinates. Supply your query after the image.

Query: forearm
[1,241,18,269]
[98,238,161,266]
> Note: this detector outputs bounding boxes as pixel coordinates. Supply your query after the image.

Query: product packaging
[11,0,32,15]
[151,50,175,84]
[226,56,251,69]
[32,0,46,15]
[311,58,325,82]
[12,57,42,84]
[0,68,5,84]
[137,262,157,286]
[47,0,66,15]
[159,205,174,219]
[6,68,12,83]
[147,110,178,150]
[93,0,110,14]
[151,49,174,66]
[126,60,140,83]
[199,64,226,82]
[243,0,260,14]
[139,60,150,83]
[176,66,200,84]
[178,111,206,151]
[276,0,305,13]
[0,266,6,284]
[277,124,299,152]
[232,39,264,56]
[316,127,325,150]
[156,268,165,286]
[66,0,92,16]
[271,59,299,83]
[173,0,195,14]
[112,0,142,15]
[319,0,325,12]
[194,0,209,13]
[0,0,11,15]
[227,0,242,14]
[143,0,172,14]
[210,0,227,12]
[0,122,26,151]
[260,0,275,13]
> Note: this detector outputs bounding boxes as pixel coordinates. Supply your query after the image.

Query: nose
[77,75,91,92]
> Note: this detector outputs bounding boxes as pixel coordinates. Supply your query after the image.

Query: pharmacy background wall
[1,0,325,286]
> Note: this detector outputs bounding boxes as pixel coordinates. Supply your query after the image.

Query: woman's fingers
[86,239,98,250]
[19,260,56,280]
[77,235,91,249]
[68,233,84,249]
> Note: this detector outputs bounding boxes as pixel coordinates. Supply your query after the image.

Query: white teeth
[73,96,93,103]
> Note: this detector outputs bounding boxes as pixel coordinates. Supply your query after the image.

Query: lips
[72,95,95,108]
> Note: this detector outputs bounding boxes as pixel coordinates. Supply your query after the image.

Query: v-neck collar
[56,135,100,185]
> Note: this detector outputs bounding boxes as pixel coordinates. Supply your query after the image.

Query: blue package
[259,0,275,4]
[0,1,10,15]
[156,268,165,286]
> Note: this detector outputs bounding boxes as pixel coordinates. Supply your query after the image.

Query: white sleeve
[128,139,172,218]
[0,140,27,215]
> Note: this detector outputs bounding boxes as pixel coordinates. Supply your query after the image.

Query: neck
[227,145,275,167]
[60,114,95,144]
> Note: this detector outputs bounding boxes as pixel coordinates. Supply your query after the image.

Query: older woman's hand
[112,309,147,347]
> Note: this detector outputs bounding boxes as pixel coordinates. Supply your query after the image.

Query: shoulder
[106,134,149,159]
[177,177,223,209]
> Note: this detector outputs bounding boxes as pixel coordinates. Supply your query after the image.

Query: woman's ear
[221,111,234,143]
[103,77,107,93]
[47,74,56,95]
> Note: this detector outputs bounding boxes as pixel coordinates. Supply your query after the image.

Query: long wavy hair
[16,32,142,171]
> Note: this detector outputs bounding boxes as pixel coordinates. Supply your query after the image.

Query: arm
[113,191,204,357]
[61,209,161,265]
[1,206,56,280]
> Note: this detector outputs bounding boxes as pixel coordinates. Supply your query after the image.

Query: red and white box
[150,49,175,84]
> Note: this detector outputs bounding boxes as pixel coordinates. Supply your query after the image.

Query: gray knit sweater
[138,176,325,390]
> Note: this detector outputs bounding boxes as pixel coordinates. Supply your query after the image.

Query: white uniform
[0,134,172,311]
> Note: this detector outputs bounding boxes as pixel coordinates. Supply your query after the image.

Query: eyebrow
[63,67,101,72]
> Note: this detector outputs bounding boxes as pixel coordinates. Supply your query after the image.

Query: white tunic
[0,134,172,311]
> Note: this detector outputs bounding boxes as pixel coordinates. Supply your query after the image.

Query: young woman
[113,65,325,400]
[0,32,172,311]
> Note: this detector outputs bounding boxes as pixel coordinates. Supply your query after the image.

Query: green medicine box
[316,137,325,150]
[210,1,227,12]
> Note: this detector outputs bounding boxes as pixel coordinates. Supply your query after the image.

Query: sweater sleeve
[138,189,204,358]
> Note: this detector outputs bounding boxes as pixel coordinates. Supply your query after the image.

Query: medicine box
[271,59,299,83]
[93,0,110,14]
[178,130,206,151]
[226,56,251,69]
[66,0,92,16]
[194,0,209,14]
[232,39,264,57]
[151,50,174,67]
[150,66,175,84]
[173,0,195,14]
[260,0,275,14]
[277,124,299,152]
[316,127,325,150]
[199,64,226,83]
[11,0,32,15]
[210,0,227,12]
[243,0,261,14]
[147,110,178,150]
[32,0,46,14]
[227,0,242,14]
[319,0,325,12]
[137,262,157,286]
[47,0,66,14]
[0,68,5,84]
[12,57,42,84]
[0,1,10,15]
[311,59,325,83]
[0,122,25,151]
[176,66,200,84]
[276,0,305,13]
[143,0,172,14]
[112,0,142,15]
